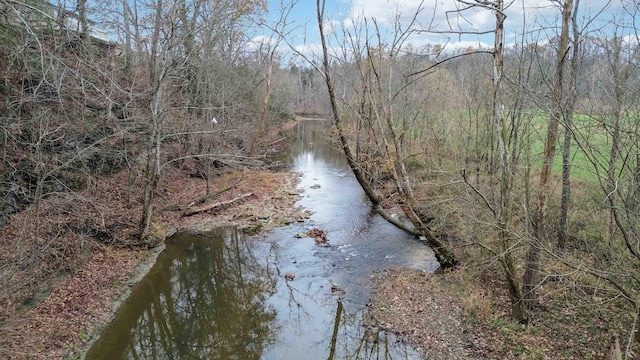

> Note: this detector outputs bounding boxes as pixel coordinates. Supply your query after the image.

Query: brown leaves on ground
[0,246,148,359]
[367,268,476,360]
[174,170,309,234]
[369,265,639,360]
[0,169,142,332]
[462,266,638,360]
[0,166,307,359]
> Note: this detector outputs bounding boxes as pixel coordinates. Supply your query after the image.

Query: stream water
[84,119,439,359]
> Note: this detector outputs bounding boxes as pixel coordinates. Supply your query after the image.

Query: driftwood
[189,174,244,207]
[163,173,244,212]
[182,192,253,217]
[267,137,287,146]
[308,228,328,245]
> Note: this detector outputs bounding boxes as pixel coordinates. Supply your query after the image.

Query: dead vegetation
[0,165,307,359]
[367,268,475,360]
[366,164,640,359]
[367,264,634,359]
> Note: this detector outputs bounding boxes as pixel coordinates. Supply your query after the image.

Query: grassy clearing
[433,109,619,184]
[521,111,640,187]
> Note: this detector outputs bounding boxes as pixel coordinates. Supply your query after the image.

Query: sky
[255,0,637,63]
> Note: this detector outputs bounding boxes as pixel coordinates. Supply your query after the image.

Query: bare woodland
[313,0,640,357]
[1,0,640,358]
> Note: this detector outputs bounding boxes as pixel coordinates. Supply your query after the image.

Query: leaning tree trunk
[316,0,457,268]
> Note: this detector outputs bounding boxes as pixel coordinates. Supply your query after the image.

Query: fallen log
[267,136,287,146]
[187,174,244,207]
[163,173,244,212]
[182,192,253,217]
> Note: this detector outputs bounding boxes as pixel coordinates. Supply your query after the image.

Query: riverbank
[367,260,630,359]
[4,114,624,360]
[0,166,308,359]
[367,268,476,359]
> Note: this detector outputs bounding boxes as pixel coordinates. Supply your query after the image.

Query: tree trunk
[524,0,573,303]
[558,123,572,248]
[132,0,145,58]
[76,0,89,46]
[123,0,132,70]
[139,0,165,242]
[558,0,581,248]
[500,228,527,323]
[316,0,457,267]
[492,0,527,323]
[316,0,381,209]
[140,123,162,240]
[606,37,627,244]
[252,57,273,155]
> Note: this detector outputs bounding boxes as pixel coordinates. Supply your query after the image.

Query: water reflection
[290,120,348,169]
[86,228,421,360]
[326,301,419,360]
[85,229,277,360]
[87,119,430,360]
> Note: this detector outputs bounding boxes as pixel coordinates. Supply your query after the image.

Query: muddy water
[85,119,438,359]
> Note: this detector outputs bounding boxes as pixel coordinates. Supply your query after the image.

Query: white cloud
[338,0,628,57]
[246,35,280,52]
[347,0,623,35]
[349,0,492,32]
[441,40,491,51]
[292,43,325,63]
[280,0,631,67]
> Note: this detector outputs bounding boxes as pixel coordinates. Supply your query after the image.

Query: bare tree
[315,0,458,267]
[557,0,581,248]
[250,0,297,154]
[523,0,574,304]
[448,0,529,322]
[133,0,267,241]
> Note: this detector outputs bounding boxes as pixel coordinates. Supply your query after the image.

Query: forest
[1,0,640,358]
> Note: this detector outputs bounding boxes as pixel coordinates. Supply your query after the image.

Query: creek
[84,119,439,359]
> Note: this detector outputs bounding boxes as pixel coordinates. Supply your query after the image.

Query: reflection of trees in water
[86,228,276,360]
[290,120,348,168]
[327,300,419,360]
